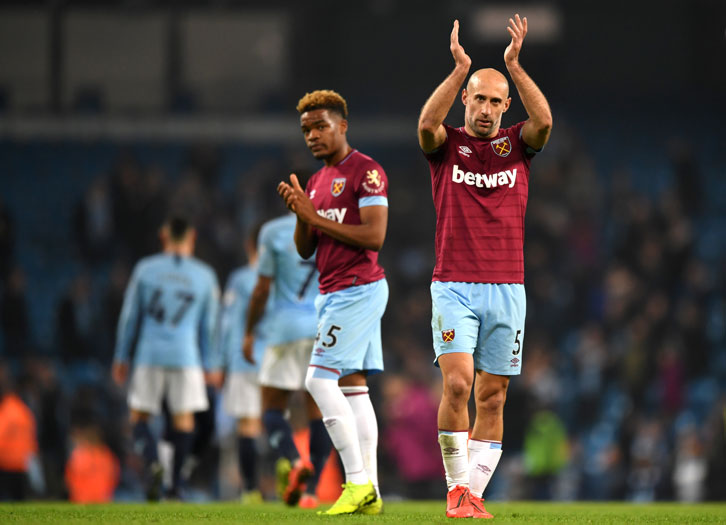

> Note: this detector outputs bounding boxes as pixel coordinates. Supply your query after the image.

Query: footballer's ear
[503,97,512,113]
[461,88,468,106]
[338,118,348,134]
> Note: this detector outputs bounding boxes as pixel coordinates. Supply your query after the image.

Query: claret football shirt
[424,122,536,284]
[305,149,388,293]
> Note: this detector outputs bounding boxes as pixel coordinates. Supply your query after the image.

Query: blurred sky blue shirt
[257,214,318,345]
[217,263,269,372]
[114,253,220,369]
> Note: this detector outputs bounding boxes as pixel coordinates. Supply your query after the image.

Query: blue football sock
[262,409,299,461]
[238,436,258,491]
[307,418,332,494]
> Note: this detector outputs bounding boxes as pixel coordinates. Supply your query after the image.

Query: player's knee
[129,410,150,424]
[172,412,195,432]
[304,368,320,395]
[444,374,472,402]
[476,389,506,415]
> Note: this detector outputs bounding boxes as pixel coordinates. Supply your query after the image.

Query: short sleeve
[422,124,453,163]
[514,121,542,158]
[356,162,388,209]
[113,262,144,363]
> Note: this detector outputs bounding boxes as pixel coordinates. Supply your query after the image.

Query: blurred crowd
[0,120,725,502]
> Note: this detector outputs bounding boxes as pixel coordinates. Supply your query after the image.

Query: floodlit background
[1,0,725,503]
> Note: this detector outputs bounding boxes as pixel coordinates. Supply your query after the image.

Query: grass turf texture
[1,501,725,524]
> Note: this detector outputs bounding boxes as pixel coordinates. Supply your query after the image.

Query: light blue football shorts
[309,278,388,378]
[431,281,526,375]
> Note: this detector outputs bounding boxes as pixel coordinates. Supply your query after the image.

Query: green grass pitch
[1,501,725,524]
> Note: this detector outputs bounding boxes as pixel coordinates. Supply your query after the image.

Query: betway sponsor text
[451,164,517,189]
[317,207,347,223]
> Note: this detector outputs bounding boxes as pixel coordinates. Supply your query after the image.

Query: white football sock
[438,430,469,491]
[305,368,368,485]
[341,385,379,497]
[468,439,502,498]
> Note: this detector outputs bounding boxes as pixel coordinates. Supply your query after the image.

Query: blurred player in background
[217,225,267,504]
[112,216,221,501]
[278,89,388,515]
[418,16,552,518]
[243,211,331,509]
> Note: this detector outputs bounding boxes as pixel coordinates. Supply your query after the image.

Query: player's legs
[438,353,475,431]
[337,304,384,502]
[262,386,315,506]
[129,409,159,470]
[471,372,508,441]
[129,410,163,500]
[468,371,508,502]
[237,417,262,503]
[236,418,261,439]
[302,391,331,507]
[166,368,208,497]
[259,338,313,461]
[339,371,382,514]
[307,281,386,514]
[305,366,376,515]
[127,367,165,501]
[437,352,474,493]
[222,370,262,500]
[468,283,525,504]
[339,374,377,491]
[166,411,194,497]
[261,387,298,462]
[430,281,480,437]
[430,282,483,517]
[170,412,194,431]
[259,338,317,505]
[340,300,385,514]
[305,367,366,483]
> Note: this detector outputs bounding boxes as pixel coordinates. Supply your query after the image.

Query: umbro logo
[476,464,492,475]
[443,447,459,455]
[309,190,316,199]
[458,145,472,157]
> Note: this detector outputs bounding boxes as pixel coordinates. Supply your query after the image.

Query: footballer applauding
[418,15,552,519]
[278,90,389,516]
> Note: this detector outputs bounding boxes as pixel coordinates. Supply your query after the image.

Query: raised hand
[504,14,527,65]
[450,20,472,70]
[277,174,318,224]
[277,179,296,211]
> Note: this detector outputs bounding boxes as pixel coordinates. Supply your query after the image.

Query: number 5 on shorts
[513,329,522,355]
[319,325,341,348]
